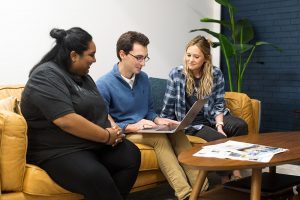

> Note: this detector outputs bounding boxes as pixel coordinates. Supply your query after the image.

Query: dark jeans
[187,114,248,142]
[39,140,141,200]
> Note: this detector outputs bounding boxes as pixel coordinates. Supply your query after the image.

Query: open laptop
[138,99,207,133]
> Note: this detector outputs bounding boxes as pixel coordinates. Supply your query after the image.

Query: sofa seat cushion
[1,192,26,200]
[135,143,159,171]
[187,135,207,145]
[23,164,83,199]
[1,192,83,200]
[132,170,166,191]
[0,110,27,192]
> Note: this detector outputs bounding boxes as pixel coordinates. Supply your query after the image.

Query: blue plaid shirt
[160,65,229,128]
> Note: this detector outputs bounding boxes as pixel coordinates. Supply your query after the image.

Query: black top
[21,62,111,164]
[185,78,210,126]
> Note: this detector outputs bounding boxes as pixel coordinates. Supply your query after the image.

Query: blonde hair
[184,35,213,99]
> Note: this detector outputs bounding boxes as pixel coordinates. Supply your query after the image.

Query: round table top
[178,131,300,171]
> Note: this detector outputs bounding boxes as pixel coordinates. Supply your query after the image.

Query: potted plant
[191,0,281,92]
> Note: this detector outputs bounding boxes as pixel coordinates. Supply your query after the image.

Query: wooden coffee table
[178,131,300,200]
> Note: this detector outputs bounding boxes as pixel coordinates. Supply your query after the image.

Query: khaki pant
[127,131,208,200]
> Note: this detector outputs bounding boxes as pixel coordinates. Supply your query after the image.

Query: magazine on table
[193,140,288,163]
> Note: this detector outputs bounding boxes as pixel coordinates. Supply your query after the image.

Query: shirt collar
[113,63,136,89]
[121,74,135,89]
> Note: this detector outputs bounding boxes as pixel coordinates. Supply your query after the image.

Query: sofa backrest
[0,85,24,102]
[149,77,167,114]
[0,85,27,192]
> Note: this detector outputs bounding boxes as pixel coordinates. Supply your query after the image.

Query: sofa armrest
[0,110,27,192]
[251,99,261,134]
[187,135,207,146]
[225,92,259,135]
[0,121,1,196]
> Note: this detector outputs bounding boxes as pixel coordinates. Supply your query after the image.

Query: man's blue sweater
[96,63,157,130]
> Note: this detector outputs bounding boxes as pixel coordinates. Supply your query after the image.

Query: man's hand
[125,119,157,133]
[154,117,180,126]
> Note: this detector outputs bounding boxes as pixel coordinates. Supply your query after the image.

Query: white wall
[0,0,220,84]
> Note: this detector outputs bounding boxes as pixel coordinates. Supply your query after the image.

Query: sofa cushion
[0,85,24,115]
[135,143,160,171]
[0,85,24,101]
[132,170,166,192]
[0,97,18,112]
[0,110,27,192]
[149,77,167,114]
[224,92,255,134]
[23,164,82,198]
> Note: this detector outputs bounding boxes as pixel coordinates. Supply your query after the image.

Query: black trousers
[187,114,248,142]
[39,140,141,200]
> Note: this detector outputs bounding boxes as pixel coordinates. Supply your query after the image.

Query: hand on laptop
[125,119,157,133]
[154,117,180,126]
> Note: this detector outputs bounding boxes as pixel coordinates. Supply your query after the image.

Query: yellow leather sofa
[0,85,260,200]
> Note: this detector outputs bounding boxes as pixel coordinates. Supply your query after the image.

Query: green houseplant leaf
[234,19,254,44]
[191,0,281,92]
[200,18,231,30]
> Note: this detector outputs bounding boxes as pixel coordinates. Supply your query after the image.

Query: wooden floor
[128,164,300,200]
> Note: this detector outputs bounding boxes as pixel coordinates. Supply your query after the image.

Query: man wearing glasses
[96,31,207,200]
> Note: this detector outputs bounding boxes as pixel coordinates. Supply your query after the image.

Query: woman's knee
[235,119,248,135]
[196,131,226,142]
[123,140,141,168]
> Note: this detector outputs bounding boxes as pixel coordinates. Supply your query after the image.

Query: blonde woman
[160,35,248,180]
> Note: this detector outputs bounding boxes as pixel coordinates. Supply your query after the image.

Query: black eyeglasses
[128,53,150,63]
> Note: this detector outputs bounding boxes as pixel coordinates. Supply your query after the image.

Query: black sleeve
[29,68,75,121]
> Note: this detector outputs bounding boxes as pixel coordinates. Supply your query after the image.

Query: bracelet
[104,129,111,144]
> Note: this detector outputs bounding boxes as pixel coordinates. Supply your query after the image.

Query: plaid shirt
[160,65,228,127]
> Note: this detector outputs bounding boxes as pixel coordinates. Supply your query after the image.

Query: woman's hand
[217,126,227,137]
[105,126,125,146]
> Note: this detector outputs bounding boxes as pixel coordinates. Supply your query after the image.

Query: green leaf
[219,34,235,57]
[234,19,254,43]
[211,42,220,48]
[190,28,235,57]
[190,28,220,38]
[233,44,254,54]
[215,0,235,12]
[255,41,283,52]
[201,18,231,29]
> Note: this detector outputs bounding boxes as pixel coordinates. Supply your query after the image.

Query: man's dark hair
[116,31,149,61]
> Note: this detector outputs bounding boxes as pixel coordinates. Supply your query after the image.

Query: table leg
[250,168,262,200]
[189,170,208,200]
[269,166,276,174]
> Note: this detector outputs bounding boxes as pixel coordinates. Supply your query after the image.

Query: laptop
[138,99,207,133]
